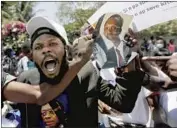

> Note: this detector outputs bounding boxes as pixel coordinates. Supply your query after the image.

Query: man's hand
[142,53,177,81]
[98,99,111,114]
[166,53,177,80]
[70,35,94,66]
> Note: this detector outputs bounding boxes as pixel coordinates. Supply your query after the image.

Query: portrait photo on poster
[92,13,134,69]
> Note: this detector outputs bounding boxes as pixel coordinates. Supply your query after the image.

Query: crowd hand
[166,53,177,81]
[70,35,94,66]
[142,53,177,81]
[98,99,111,114]
[124,28,138,48]
[162,76,175,88]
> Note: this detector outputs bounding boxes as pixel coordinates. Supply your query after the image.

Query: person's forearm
[36,61,86,105]
[143,74,165,91]
[3,61,86,105]
[3,81,40,103]
[141,60,158,76]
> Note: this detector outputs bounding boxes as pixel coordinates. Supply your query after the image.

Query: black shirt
[16,61,99,127]
[16,61,146,127]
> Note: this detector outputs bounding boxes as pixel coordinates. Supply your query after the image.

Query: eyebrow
[33,42,43,47]
[48,38,59,42]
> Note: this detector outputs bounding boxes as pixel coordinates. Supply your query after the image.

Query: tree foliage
[1,1,38,24]
[1,1,40,49]
[56,2,105,43]
[138,19,177,39]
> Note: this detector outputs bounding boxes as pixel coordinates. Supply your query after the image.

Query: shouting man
[16,16,95,127]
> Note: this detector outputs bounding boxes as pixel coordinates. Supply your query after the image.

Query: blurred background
[1,1,177,51]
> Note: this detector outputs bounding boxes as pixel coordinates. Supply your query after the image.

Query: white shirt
[17,56,29,75]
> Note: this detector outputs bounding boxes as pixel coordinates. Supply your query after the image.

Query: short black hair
[150,36,154,40]
[21,41,31,54]
[4,48,12,57]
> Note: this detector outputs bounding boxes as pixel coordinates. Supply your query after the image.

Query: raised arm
[3,35,94,105]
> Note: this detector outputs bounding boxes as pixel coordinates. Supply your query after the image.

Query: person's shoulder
[17,68,40,83]
[2,71,16,87]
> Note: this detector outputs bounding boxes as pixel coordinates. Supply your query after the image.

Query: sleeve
[2,71,17,102]
[2,71,16,87]
[17,70,28,82]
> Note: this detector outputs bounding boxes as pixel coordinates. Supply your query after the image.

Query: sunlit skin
[32,34,65,78]
[104,16,123,43]
[41,103,59,127]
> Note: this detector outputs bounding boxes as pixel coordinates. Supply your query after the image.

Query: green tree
[1,1,40,24]
[1,1,42,49]
[138,19,177,39]
[1,1,17,23]
[56,2,105,43]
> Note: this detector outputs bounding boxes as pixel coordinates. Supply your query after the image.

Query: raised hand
[70,35,94,66]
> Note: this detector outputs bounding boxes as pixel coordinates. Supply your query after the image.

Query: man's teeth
[46,63,55,71]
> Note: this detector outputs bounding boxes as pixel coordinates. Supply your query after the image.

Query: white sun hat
[26,16,69,45]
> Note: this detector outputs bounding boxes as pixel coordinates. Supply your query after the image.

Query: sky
[32,2,97,23]
[33,2,59,22]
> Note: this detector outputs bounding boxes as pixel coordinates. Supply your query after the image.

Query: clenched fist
[71,35,94,66]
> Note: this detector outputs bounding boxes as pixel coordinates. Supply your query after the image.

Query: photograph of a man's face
[104,15,123,43]
[93,13,133,69]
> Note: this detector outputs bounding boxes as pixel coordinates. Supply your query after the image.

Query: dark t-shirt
[16,61,146,127]
[16,61,99,127]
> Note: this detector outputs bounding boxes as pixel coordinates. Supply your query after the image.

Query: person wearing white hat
[15,16,96,128]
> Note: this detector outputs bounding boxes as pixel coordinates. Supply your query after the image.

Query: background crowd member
[2,47,18,76]
[168,39,176,54]
[16,41,35,76]
[147,36,156,56]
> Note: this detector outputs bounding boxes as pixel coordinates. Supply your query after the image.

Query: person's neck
[113,38,121,48]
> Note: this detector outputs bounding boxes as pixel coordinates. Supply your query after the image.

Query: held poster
[88,2,177,32]
[93,13,136,69]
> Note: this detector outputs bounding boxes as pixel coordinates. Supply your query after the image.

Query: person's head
[155,38,167,49]
[150,36,154,40]
[169,39,174,44]
[104,14,123,42]
[27,16,69,84]
[4,48,12,57]
[21,41,32,58]
[41,104,59,125]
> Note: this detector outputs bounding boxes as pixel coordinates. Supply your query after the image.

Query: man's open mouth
[44,59,57,72]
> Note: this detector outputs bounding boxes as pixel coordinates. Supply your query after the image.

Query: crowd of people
[1,14,177,128]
